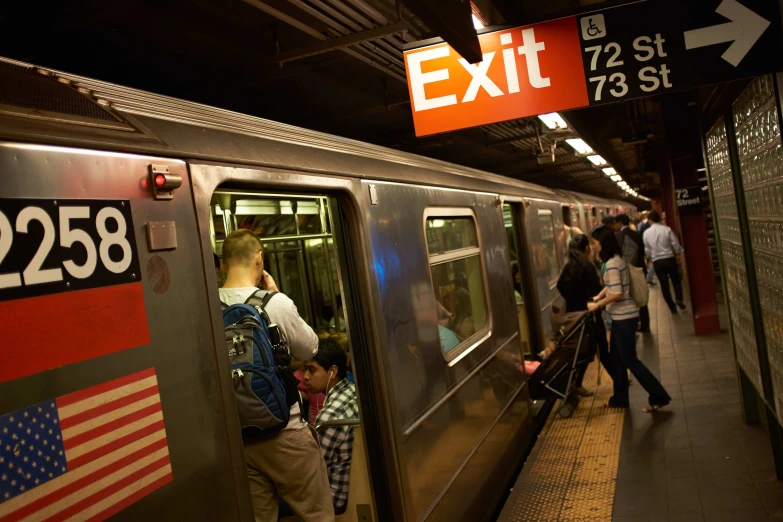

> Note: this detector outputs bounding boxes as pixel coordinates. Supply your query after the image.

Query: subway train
[0,56,636,522]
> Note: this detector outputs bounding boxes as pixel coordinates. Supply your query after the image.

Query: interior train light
[602,167,617,176]
[611,175,622,181]
[149,165,182,201]
[565,138,592,155]
[472,14,484,29]
[538,113,567,130]
[587,155,606,166]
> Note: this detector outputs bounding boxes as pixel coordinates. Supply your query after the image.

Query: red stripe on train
[0,283,150,384]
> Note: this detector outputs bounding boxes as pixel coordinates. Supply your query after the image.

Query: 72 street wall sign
[403,0,783,137]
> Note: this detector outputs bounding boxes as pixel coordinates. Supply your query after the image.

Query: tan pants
[244,426,335,522]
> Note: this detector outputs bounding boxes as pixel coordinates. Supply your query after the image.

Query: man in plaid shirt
[303,338,359,515]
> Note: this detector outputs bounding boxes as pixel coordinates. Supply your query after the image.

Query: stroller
[528,306,596,418]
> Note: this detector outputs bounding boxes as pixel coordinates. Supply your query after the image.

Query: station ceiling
[0,0,737,202]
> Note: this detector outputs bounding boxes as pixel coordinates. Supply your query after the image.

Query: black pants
[576,315,611,387]
[654,257,683,312]
[609,317,671,407]
[639,305,650,331]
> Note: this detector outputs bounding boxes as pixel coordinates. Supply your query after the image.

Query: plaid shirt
[315,378,359,514]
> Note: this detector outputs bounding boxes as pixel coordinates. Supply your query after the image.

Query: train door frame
[500,197,544,353]
[189,162,400,521]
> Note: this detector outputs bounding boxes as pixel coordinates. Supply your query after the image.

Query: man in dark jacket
[617,214,650,333]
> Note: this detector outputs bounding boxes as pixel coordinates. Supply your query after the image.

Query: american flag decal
[0,368,172,521]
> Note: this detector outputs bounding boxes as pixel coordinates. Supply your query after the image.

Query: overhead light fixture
[472,14,484,29]
[587,155,606,166]
[565,138,593,155]
[603,167,617,176]
[538,113,567,130]
[611,175,622,182]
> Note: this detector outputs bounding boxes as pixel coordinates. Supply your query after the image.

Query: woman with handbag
[587,226,670,412]
[556,234,612,397]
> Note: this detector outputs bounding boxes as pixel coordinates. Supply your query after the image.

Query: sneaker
[676,301,686,310]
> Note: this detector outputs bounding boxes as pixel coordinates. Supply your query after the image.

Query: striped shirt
[604,255,639,320]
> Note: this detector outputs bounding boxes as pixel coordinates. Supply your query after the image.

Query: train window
[210,192,341,335]
[425,211,489,360]
[537,210,559,287]
[503,204,531,355]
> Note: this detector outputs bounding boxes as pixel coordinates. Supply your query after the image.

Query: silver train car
[0,57,634,522]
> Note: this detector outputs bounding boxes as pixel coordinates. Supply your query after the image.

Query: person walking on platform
[557,234,612,396]
[638,212,657,287]
[643,210,686,314]
[587,226,670,413]
[616,214,650,333]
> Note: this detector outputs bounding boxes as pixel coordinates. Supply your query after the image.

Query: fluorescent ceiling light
[472,14,484,29]
[611,175,622,181]
[538,113,567,130]
[587,155,606,166]
[566,138,593,155]
[602,167,617,176]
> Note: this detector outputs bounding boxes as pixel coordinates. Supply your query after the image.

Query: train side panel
[0,143,248,520]
[361,181,532,521]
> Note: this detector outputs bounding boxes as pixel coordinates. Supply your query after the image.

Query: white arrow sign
[684,0,770,67]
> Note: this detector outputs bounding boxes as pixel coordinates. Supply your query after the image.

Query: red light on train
[569,204,574,209]
[148,164,182,200]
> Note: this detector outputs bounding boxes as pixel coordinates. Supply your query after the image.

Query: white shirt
[643,223,683,262]
[220,286,319,431]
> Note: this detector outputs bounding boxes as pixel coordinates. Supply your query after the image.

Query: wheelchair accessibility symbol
[581,14,606,41]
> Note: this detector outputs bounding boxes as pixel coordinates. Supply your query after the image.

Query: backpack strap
[244,290,306,423]
[244,289,278,309]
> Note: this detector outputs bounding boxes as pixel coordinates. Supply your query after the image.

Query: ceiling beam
[274,21,408,65]
[398,0,482,63]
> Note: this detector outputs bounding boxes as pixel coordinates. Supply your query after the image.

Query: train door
[192,169,391,522]
[502,202,537,355]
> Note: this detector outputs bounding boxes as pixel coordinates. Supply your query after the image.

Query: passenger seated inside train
[329,295,346,333]
[303,339,359,516]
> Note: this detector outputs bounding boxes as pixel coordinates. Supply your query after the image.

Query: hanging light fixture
[538,113,567,130]
[565,138,593,155]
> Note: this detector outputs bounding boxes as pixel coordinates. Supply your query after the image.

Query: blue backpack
[221,290,298,435]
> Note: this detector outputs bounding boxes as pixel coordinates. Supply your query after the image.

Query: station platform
[498,285,782,522]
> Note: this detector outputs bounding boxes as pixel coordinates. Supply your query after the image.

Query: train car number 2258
[0,199,141,302]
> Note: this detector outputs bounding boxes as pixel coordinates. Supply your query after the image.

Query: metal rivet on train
[66,282,70,288]
[132,273,137,280]
[121,202,125,207]
[53,201,57,206]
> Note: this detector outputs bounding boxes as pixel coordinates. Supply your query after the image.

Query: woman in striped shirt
[587,226,671,412]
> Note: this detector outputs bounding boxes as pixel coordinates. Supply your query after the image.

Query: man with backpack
[616,214,650,333]
[219,229,334,521]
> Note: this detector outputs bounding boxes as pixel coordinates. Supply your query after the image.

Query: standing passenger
[304,339,359,516]
[643,210,686,313]
[638,212,657,286]
[587,226,670,412]
[219,230,334,522]
[616,214,650,333]
[556,234,612,396]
